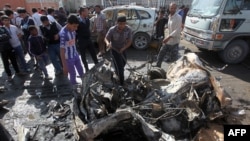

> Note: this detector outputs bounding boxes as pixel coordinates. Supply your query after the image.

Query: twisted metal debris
[75,53,232,141]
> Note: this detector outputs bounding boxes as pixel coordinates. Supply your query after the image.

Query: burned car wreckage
[73,52,233,141]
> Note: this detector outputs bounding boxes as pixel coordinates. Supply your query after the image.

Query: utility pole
[39,0,43,8]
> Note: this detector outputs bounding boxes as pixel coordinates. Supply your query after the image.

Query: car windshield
[188,0,223,17]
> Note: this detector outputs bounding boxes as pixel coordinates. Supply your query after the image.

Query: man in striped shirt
[59,15,84,86]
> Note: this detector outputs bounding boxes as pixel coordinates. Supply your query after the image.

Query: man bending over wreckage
[105,16,132,85]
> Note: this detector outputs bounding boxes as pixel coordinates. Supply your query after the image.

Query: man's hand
[119,47,126,53]
[54,34,59,40]
[63,66,68,76]
[162,36,171,44]
[106,42,112,50]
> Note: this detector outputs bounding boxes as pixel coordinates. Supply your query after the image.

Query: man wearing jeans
[40,15,63,75]
[156,2,182,67]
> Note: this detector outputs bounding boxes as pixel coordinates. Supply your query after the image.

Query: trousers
[66,55,84,85]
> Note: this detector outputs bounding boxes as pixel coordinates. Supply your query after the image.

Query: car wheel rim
[135,36,148,49]
[228,46,242,60]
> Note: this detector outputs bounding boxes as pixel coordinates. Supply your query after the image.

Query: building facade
[0,0,192,14]
[0,0,59,14]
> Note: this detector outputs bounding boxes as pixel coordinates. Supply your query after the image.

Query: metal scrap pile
[74,53,233,141]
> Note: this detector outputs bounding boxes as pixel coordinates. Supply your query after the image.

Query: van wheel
[132,33,150,50]
[219,40,249,64]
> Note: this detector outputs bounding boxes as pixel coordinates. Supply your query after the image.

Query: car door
[116,8,140,33]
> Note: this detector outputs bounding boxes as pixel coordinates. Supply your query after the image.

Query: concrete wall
[0,0,26,11]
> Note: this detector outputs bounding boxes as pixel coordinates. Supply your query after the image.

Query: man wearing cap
[105,16,132,85]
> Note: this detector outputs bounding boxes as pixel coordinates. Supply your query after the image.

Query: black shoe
[55,71,63,76]
[16,72,27,76]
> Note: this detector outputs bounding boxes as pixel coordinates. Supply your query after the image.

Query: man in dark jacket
[76,7,98,72]
[40,15,63,75]
[28,25,52,80]
[154,10,168,38]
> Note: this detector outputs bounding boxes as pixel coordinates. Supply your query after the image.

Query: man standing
[76,7,98,72]
[177,5,185,29]
[154,10,168,38]
[59,15,84,88]
[105,16,132,85]
[2,15,30,72]
[155,2,182,67]
[47,8,57,23]
[31,8,42,27]
[57,7,67,26]
[40,15,63,75]
[93,5,107,57]
[0,20,24,81]
[18,8,35,55]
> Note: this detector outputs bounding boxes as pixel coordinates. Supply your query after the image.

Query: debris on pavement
[74,52,237,141]
[0,52,245,141]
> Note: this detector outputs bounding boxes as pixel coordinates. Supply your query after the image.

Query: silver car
[91,5,157,50]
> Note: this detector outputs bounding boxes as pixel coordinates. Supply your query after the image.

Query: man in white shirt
[155,2,182,67]
[47,8,57,23]
[2,15,30,72]
[31,8,42,27]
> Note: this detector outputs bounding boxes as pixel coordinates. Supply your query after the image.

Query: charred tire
[132,32,150,50]
[149,67,166,80]
[219,40,249,64]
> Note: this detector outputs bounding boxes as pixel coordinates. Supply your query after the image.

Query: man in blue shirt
[60,15,84,86]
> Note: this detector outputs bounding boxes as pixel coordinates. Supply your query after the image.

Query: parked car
[90,5,157,50]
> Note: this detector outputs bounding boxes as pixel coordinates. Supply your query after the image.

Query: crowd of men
[0,4,70,81]
[0,2,183,106]
[0,3,131,88]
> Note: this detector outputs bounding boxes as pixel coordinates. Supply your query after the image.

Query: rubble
[0,52,244,141]
[73,53,235,141]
